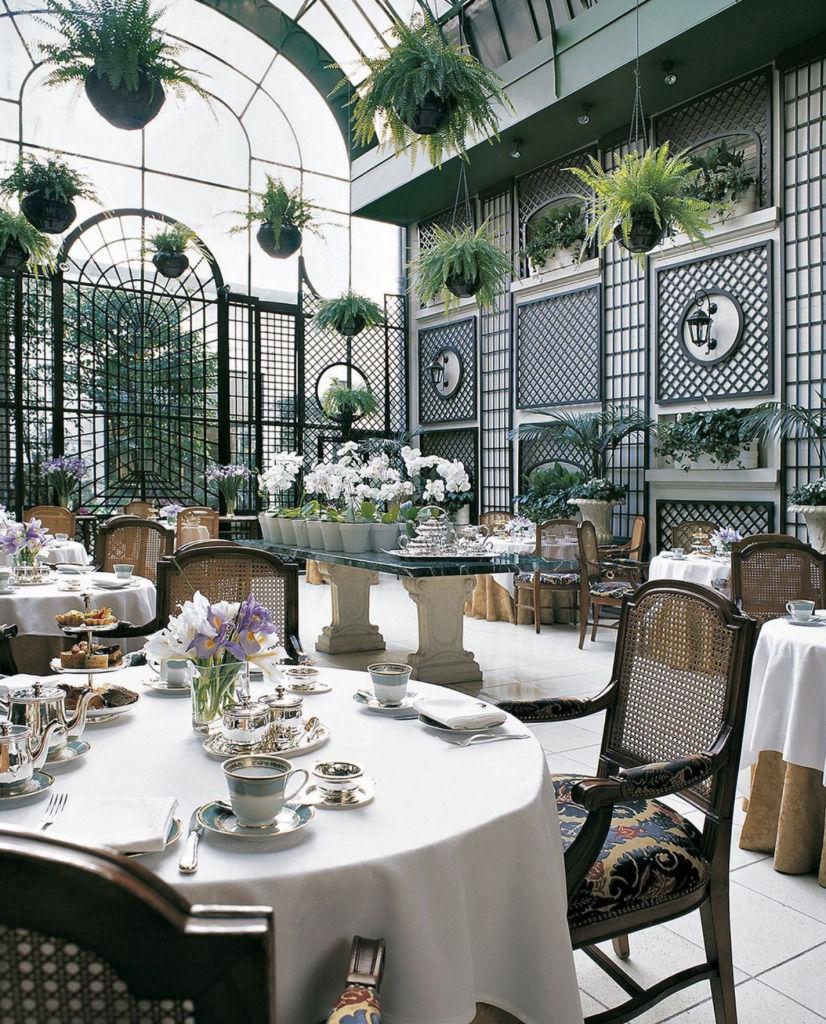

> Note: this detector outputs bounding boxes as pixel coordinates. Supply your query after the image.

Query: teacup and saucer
[785,600,823,626]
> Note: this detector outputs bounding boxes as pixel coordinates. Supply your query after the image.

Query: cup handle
[398,534,410,549]
[785,602,793,615]
[285,767,309,804]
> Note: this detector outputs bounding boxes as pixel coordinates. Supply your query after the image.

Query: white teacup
[223,754,308,827]
[672,547,684,557]
[786,599,815,621]
[367,663,412,706]
[113,563,134,581]
[162,658,191,685]
[0,570,13,592]
[54,533,69,542]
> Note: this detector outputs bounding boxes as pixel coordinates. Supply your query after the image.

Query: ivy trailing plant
[521,203,587,272]
[332,14,513,167]
[568,144,713,261]
[411,222,513,313]
[0,205,56,277]
[315,292,386,337]
[788,479,826,507]
[655,408,756,469]
[233,176,320,259]
[0,153,99,234]
[37,0,210,130]
[513,463,583,523]
[685,139,757,218]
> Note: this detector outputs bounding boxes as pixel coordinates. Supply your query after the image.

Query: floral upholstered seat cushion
[515,572,581,586]
[327,985,381,1024]
[589,580,635,599]
[553,775,710,929]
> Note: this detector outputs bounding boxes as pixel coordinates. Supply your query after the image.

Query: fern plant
[0,154,98,204]
[233,176,320,238]
[331,15,512,167]
[411,222,513,313]
[569,144,713,261]
[0,206,56,276]
[37,0,209,100]
[321,379,380,419]
[316,292,386,336]
[146,221,205,256]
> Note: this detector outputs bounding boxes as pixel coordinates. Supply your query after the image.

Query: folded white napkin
[52,796,178,854]
[412,696,507,730]
[92,573,130,589]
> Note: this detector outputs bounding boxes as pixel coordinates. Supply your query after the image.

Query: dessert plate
[353,690,418,713]
[124,817,183,858]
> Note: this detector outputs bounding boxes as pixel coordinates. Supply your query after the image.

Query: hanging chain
[627,0,648,152]
[451,162,473,230]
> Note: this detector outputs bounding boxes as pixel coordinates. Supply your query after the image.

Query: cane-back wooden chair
[0,826,385,1024]
[514,519,581,633]
[23,505,76,538]
[497,581,757,1024]
[601,515,647,563]
[0,623,19,676]
[670,519,718,552]
[577,520,644,648]
[479,509,512,533]
[121,500,157,519]
[157,541,306,662]
[96,515,175,583]
[176,507,220,546]
[731,532,826,625]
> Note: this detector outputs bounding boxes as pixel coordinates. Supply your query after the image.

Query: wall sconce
[426,348,463,399]
[685,290,718,354]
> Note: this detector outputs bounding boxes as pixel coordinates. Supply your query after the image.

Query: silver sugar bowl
[260,685,303,746]
[221,695,271,748]
[0,719,60,792]
[0,681,95,754]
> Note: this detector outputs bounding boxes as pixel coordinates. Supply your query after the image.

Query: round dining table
[648,553,731,593]
[41,540,89,565]
[0,665,583,1024]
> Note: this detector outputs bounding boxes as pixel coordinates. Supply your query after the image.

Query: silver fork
[39,792,67,830]
[450,733,530,748]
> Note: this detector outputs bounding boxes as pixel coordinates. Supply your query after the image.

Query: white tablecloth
[489,538,535,597]
[648,553,731,591]
[0,575,156,638]
[1,666,583,1024]
[42,541,89,565]
[741,617,826,783]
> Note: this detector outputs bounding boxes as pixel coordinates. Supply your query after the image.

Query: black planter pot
[338,314,366,337]
[256,222,303,259]
[337,410,355,439]
[404,93,453,136]
[612,209,665,254]
[152,251,189,279]
[446,272,482,299]
[84,68,166,130]
[20,192,76,234]
[0,239,30,276]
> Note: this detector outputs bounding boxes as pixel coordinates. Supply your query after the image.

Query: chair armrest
[571,752,716,809]
[496,683,615,723]
[0,624,18,640]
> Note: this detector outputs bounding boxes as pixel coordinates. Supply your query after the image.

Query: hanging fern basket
[404,93,455,135]
[20,193,76,234]
[338,314,366,337]
[445,272,482,299]
[152,251,189,278]
[612,208,665,254]
[84,67,166,130]
[256,222,302,259]
[0,240,29,276]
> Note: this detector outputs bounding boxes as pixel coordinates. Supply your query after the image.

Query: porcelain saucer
[45,738,91,767]
[300,778,375,810]
[124,817,183,858]
[143,677,191,696]
[353,691,418,713]
[0,770,54,803]
[197,800,315,840]
[783,615,825,627]
[285,681,332,695]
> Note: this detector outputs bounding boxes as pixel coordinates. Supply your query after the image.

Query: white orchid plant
[401,446,472,514]
[304,441,413,521]
[258,450,304,510]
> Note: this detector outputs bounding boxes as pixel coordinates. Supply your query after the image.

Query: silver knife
[178,807,205,874]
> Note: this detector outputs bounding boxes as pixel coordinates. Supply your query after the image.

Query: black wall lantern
[677,287,745,367]
[426,347,463,399]
[685,289,718,354]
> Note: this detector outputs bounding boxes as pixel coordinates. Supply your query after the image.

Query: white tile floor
[300,574,826,1024]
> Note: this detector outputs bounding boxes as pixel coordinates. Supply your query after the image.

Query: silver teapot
[221,695,271,748]
[399,507,455,554]
[0,719,60,792]
[260,685,303,746]
[0,681,95,754]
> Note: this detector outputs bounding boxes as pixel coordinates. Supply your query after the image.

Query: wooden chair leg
[700,889,738,1024]
[578,602,589,649]
[533,581,541,634]
[590,603,602,642]
[612,934,630,960]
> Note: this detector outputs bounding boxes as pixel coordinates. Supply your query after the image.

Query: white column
[314,562,386,654]
[402,575,483,686]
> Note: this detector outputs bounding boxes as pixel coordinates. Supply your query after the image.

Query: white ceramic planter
[371,522,399,552]
[339,523,372,554]
[258,513,278,542]
[452,505,471,526]
[320,521,343,552]
[723,182,758,221]
[279,519,297,545]
[306,520,325,550]
[670,442,758,471]
[567,498,621,545]
[788,505,826,552]
[292,519,310,547]
[539,245,580,273]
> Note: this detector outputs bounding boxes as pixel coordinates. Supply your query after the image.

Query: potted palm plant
[146,222,205,279]
[38,0,209,131]
[411,222,513,312]
[233,176,320,259]
[333,14,512,167]
[686,139,758,221]
[321,379,380,440]
[521,203,587,273]
[0,154,98,234]
[568,144,713,259]
[315,292,386,338]
[513,463,583,522]
[0,206,56,277]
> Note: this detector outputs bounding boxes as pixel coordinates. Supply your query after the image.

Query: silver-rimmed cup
[367,662,412,706]
[280,666,321,692]
[311,760,364,801]
[222,754,308,827]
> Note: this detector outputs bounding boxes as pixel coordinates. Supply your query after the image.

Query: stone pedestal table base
[403,575,483,686]
[314,562,386,654]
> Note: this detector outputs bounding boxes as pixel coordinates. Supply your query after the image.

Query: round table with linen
[2,665,583,1024]
[739,616,826,885]
[648,553,731,593]
[41,540,89,565]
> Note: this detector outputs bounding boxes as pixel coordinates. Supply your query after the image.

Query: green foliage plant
[331,14,513,167]
[571,477,627,502]
[0,153,98,204]
[655,408,756,469]
[742,399,826,476]
[38,0,210,102]
[411,221,513,313]
[320,379,380,420]
[521,203,587,272]
[0,205,56,276]
[568,144,713,262]
[315,292,386,334]
[146,221,206,257]
[513,463,583,522]
[232,176,320,239]
[788,478,826,507]
[685,139,756,217]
